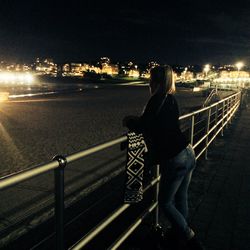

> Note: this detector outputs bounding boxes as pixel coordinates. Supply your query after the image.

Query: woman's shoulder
[149,92,165,104]
[167,93,175,99]
[164,94,179,112]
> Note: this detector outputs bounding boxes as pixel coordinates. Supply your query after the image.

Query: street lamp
[203,64,210,78]
[235,62,244,71]
[235,62,244,89]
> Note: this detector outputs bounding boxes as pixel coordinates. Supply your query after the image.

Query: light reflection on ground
[0,81,100,99]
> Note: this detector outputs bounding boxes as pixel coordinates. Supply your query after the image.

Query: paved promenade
[189,105,250,250]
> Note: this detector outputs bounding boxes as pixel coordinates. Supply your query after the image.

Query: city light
[204,64,210,74]
[214,77,250,83]
[128,69,140,78]
[0,92,9,102]
[235,62,244,71]
[0,72,34,84]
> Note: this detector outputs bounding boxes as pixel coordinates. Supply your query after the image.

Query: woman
[123,66,203,249]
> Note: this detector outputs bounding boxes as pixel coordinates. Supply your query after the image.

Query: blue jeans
[159,144,196,238]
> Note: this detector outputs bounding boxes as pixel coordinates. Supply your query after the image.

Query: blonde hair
[150,65,176,95]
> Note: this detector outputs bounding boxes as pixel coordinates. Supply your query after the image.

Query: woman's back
[148,93,188,160]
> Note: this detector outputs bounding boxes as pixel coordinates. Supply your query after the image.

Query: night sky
[0,0,250,64]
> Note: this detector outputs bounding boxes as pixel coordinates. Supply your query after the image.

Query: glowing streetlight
[182,67,188,81]
[203,64,210,78]
[235,62,244,71]
[0,72,34,84]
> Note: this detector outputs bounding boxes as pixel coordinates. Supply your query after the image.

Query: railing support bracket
[53,155,67,250]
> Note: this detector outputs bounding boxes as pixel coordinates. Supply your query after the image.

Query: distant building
[128,69,140,78]
[148,61,159,70]
[71,63,83,76]
[62,64,70,74]
[220,70,249,78]
[180,69,194,81]
[94,57,119,76]
[99,57,110,65]
[213,70,250,89]
[87,65,101,74]
[141,71,150,79]
[35,58,57,76]
[62,63,102,77]
[101,64,119,75]
[0,62,31,72]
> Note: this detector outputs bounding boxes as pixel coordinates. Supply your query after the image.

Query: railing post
[234,94,237,116]
[205,108,211,159]
[190,115,195,146]
[229,97,232,124]
[226,99,229,128]
[232,95,235,119]
[154,164,160,228]
[239,91,243,109]
[231,96,235,121]
[215,105,218,135]
[240,89,247,110]
[221,101,225,136]
[53,155,67,250]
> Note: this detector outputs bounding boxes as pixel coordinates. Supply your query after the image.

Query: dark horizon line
[0,57,242,68]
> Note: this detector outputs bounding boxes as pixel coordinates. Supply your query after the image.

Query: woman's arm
[123,95,159,132]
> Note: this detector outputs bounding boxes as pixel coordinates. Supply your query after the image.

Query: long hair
[150,65,176,95]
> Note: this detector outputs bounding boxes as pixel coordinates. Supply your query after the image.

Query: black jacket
[126,93,188,160]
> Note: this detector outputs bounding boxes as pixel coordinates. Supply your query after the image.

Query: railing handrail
[202,88,217,108]
[66,136,127,164]
[0,138,127,191]
[0,161,59,190]
[0,90,242,250]
[179,91,239,120]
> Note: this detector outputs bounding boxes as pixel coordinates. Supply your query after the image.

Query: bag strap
[156,94,168,116]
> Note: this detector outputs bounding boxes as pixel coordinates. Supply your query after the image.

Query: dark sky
[0,0,250,64]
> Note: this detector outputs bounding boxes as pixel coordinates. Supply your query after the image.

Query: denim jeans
[159,144,196,239]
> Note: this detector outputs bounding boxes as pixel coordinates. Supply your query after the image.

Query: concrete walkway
[189,105,250,250]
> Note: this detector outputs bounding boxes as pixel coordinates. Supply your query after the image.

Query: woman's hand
[122,115,139,127]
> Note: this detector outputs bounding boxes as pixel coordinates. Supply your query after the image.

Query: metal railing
[0,91,241,250]
[180,91,241,160]
[202,88,218,108]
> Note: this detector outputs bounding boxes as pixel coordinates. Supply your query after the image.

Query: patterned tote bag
[124,132,148,203]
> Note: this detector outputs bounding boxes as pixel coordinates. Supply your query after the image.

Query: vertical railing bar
[229,97,232,124]
[205,108,211,159]
[231,96,235,121]
[226,98,229,128]
[190,115,195,146]
[215,104,218,136]
[232,95,236,118]
[240,90,244,110]
[231,96,234,122]
[53,155,67,250]
[221,100,225,136]
[154,165,160,228]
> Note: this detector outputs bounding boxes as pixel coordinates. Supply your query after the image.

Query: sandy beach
[0,84,211,176]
